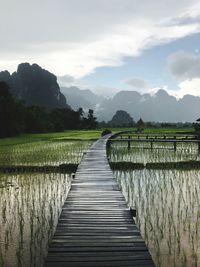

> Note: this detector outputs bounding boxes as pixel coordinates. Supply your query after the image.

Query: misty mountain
[0,63,69,110]
[61,86,104,111]
[97,89,200,122]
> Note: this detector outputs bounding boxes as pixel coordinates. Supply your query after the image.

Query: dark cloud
[126,78,150,89]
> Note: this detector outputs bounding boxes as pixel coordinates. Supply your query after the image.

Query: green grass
[0,127,194,147]
[0,130,101,146]
[0,140,92,166]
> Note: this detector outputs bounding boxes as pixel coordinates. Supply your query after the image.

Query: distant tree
[98,121,107,128]
[77,107,84,118]
[25,106,50,133]
[136,118,145,133]
[108,110,135,127]
[0,82,21,137]
[193,118,200,136]
[84,109,98,129]
[0,82,99,138]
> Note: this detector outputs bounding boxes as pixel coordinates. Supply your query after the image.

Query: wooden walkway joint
[45,135,155,267]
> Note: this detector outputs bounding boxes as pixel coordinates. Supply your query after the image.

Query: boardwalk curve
[45,135,155,267]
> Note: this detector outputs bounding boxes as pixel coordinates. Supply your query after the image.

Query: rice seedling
[0,140,92,167]
[108,141,200,164]
[114,169,200,267]
[110,138,200,267]
[0,172,72,267]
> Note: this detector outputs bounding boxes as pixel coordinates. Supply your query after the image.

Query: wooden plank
[45,135,155,267]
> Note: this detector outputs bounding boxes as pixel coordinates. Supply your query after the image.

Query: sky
[1,0,200,97]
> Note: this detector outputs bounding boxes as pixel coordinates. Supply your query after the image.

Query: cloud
[57,75,75,87]
[175,78,200,97]
[168,51,200,81]
[0,0,200,77]
[126,78,151,90]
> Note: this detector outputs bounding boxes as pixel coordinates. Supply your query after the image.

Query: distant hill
[97,89,200,122]
[61,86,104,111]
[108,110,135,127]
[0,63,70,110]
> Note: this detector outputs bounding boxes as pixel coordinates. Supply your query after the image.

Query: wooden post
[198,142,200,153]
[173,136,177,152]
[107,140,111,149]
[128,136,131,150]
[130,207,136,217]
[174,141,177,152]
[151,141,153,150]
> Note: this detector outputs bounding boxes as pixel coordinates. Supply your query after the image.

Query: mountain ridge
[0,63,70,110]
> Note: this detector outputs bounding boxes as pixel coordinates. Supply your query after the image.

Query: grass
[0,140,92,166]
[0,130,102,147]
[110,160,200,170]
[0,163,78,173]
[0,127,194,146]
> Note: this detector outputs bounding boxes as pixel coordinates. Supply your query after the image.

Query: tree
[0,82,22,137]
[136,118,145,133]
[84,109,98,129]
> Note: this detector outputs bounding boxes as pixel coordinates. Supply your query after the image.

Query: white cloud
[0,0,200,77]
[167,50,200,98]
[57,75,75,87]
[168,51,200,81]
[174,78,200,98]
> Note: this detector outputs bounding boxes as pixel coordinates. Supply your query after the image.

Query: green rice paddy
[0,127,199,267]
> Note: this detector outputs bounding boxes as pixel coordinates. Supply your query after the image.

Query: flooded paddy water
[0,140,92,267]
[1,137,200,267]
[110,140,200,267]
[0,172,71,267]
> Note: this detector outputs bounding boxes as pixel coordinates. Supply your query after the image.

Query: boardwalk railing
[109,136,200,152]
[45,134,155,267]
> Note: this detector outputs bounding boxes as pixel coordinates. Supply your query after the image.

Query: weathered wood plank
[45,135,155,267]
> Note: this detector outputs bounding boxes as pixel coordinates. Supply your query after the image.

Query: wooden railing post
[128,135,131,150]
[174,136,177,152]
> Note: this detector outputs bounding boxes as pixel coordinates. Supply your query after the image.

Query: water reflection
[115,169,200,267]
[0,172,72,267]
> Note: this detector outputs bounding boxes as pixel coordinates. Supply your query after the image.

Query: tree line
[0,82,97,137]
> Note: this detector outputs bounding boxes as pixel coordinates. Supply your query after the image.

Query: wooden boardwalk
[45,135,155,267]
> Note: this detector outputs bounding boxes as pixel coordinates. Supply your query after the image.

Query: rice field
[0,140,92,166]
[109,141,200,164]
[0,172,72,267]
[0,128,198,267]
[0,134,93,267]
[110,140,200,267]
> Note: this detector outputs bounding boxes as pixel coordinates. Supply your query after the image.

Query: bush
[101,129,112,136]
